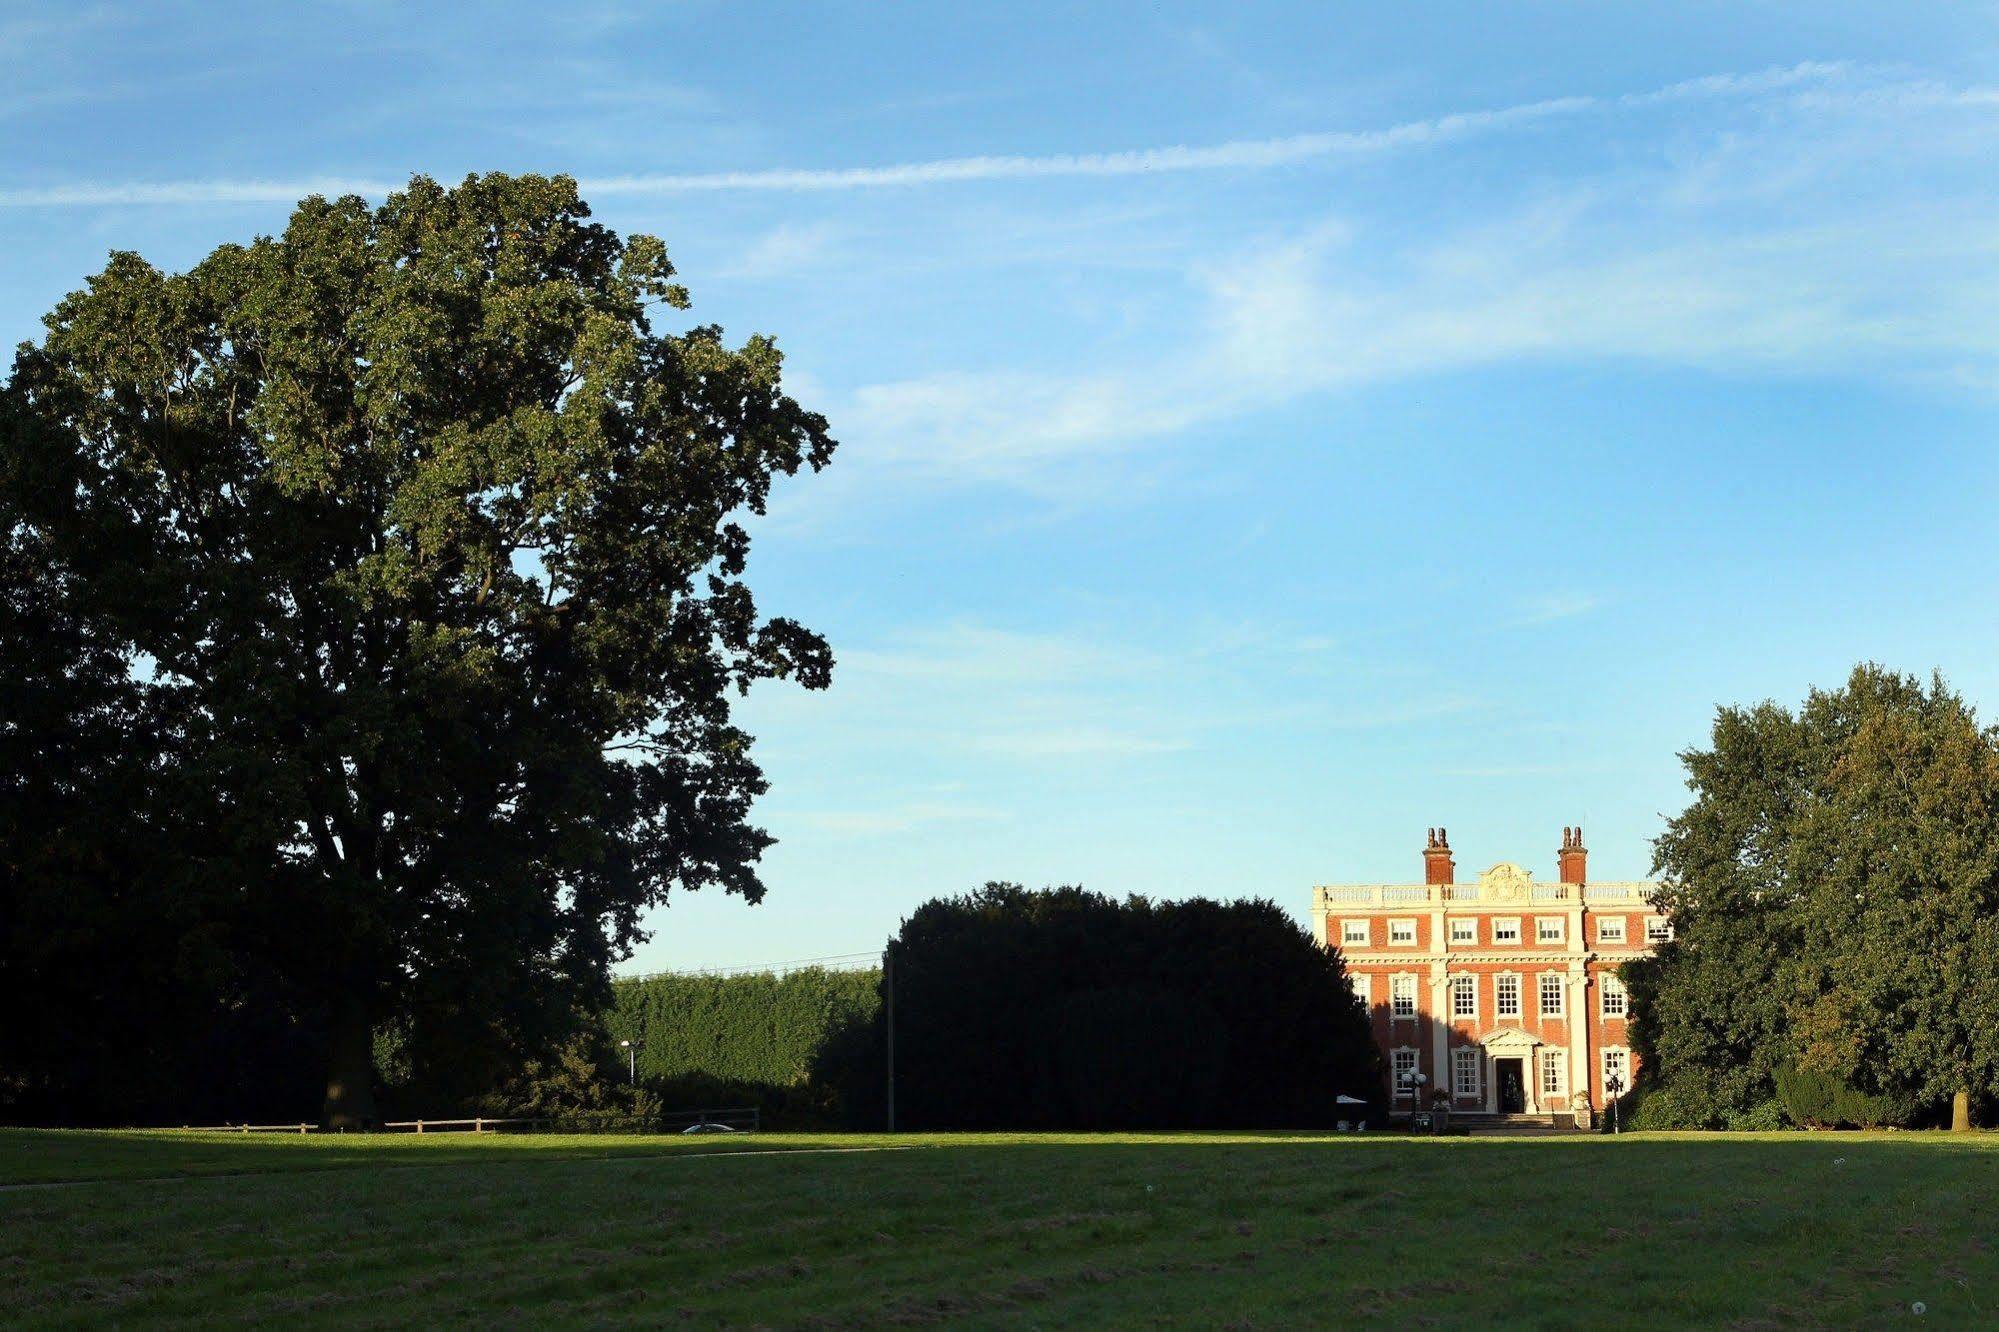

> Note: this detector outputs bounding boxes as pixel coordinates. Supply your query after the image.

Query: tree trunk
[1952,1088,1972,1132]
[322,1001,378,1130]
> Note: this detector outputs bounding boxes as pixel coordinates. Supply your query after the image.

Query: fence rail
[149,1106,761,1136]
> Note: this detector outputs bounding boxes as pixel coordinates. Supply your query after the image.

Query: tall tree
[1630,666,1999,1127]
[2,175,834,1126]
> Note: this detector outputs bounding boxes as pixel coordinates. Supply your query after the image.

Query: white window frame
[1536,916,1565,944]
[1601,1047,1631,1098]
[1493,916,1521,944]
[1392,1047,1419,1098]
[1597,916,1627,945]
[1349,973,1370,1008]
[1450,974,1477,1021]
[1452,1046,1481,1098]
[1539,972,1565,1018]
[1448,917,1476,945]
[1645,917,1673,943]
[1495,972,1522,1019]
[1388,917,1418,947]
[1390,973,1417,1019]
[1341,919,1370,946]
[1600,971,1628,1019]
[1540,1048,1567,1099]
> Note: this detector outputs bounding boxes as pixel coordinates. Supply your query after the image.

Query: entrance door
[1497,1058,1525,1113]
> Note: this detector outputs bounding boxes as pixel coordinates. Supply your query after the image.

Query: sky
[7,2,1999,973]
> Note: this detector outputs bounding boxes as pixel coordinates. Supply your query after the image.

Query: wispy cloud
[0,61,1854,207]
[793,801,1007,836]
[1510,594,1604,627]
[717,220,843,280]
[808,102,1999,495]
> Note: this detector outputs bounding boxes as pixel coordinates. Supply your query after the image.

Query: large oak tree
[1,175,833,1126]
[1628,666,1999,1128]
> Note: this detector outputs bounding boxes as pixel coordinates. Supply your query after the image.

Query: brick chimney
[1424,827,1455,885]
[1558,826,1588,884]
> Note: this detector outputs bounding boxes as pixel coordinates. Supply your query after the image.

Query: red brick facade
[1313,828,1665,1121]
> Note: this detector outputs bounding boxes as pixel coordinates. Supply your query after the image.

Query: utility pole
[884,942,896,1133]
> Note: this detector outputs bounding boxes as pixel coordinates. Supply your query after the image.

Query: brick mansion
[1312,828,1668,1123]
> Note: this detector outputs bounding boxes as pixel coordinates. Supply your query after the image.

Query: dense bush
[866,883,1381,1131]
[1774,1065,1916,1130]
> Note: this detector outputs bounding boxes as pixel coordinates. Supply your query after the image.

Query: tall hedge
[873,883,1382,1130]
[608,966,879,1088]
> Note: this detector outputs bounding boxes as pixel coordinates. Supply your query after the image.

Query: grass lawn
[2,1128,1993,1327]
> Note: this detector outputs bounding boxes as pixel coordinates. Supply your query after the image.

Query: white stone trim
[1391,1045,1420,1099]
[1537,970,1566,1019]
[1389,971,1418,1020]
[1539,1046,1569,1100]
[1451,1044,1482,1099]
[1600,1045,1632,1100]
[1340,918,1370,946]
[1449,973,1479,1022]
[1600,969,1629,1020]
[1492,916,1522,944]
[1388,917,1418,946]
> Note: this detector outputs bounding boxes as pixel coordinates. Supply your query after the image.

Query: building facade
[1312,828,1667,1120]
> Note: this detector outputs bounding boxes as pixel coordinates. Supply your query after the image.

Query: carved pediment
[1479,862,1535,902]
[1478,1026,1540,1053]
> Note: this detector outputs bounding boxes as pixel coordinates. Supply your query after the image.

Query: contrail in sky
[0,62,1855,208]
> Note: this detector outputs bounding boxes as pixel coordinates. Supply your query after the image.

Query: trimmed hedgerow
[607,967,880,1089]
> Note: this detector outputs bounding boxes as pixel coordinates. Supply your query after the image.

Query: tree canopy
[876,883,1381,1130]
[1626,665,1999,1128]
[0,174,833,1126]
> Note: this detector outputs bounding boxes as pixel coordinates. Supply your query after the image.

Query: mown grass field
[2,1127,1993,1327]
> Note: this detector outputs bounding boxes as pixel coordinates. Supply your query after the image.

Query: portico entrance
[1477,1027,1542,1114]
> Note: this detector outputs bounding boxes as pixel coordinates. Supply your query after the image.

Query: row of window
[1341,915,1671,948]
[1391,1046,1632,1100]
[1363,970,1629,1021]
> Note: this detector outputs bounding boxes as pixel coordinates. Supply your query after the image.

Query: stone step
[1461,1113,1580,1135]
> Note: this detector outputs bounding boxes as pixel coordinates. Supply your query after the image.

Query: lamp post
[619,1039,642,1085]
[1606,1072,1625,1134]
[1401,1069,1429,1130]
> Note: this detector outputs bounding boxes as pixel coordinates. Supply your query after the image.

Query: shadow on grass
[3,1124,1992,1188]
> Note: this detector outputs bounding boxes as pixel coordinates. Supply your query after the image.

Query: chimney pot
[1423,826,1455,885]
[1558,825,1588,884]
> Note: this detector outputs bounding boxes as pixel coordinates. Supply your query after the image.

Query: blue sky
[7,2,1999,972]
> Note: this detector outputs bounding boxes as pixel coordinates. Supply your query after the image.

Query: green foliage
[875,884,1382,1130]
[609,966,880,1089]
[1638,665,1999,1129]
[1774,1065,1914,1130]
[0,174,834,1126]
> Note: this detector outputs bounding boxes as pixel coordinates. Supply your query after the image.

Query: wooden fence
[154,1107,761,1135]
